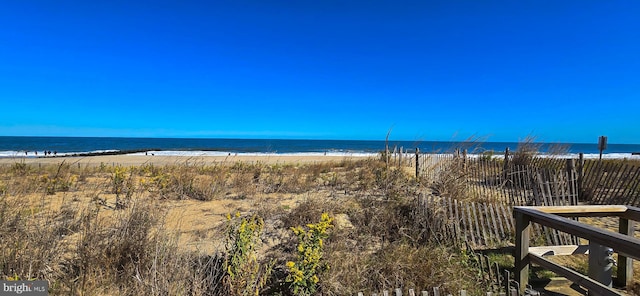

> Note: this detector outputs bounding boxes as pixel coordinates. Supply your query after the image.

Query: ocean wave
[126,151,377,157]
[2,149,640,160]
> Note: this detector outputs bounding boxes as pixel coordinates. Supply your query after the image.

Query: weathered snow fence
[357,287,518,296]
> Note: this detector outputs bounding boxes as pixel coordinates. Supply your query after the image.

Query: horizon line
[1,135,637,145]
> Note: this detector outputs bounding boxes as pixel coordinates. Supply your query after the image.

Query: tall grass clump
[511,136,541,167]
[429,157,469,200]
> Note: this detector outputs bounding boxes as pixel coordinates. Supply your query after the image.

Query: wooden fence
[357,287,517,296]
[412,152,582,249]
[402,149,640,207]
[581,157,640,206]
[409,152,579,205]
[416,195,579,249]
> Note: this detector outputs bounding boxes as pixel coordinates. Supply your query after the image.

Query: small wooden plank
[544,170,553,206]
[454,199,462,241]
[487,202,500,239]
[491,202,505,238]
[494,262,501,290]
[470,202,483,245]
[553,170,564,205]
[447,196,454,222]
[516,166,526,205]
[432,287,440,296]
[528,244,590,256]
[465,202,476,246]
[545,170,555,206]
[482,160,488,199]
[499,203,513,234]
[478,253,485,279]
[485,255,493,284]
[476,202,489,245]
[530,205,628,216]
[529,170,540,205]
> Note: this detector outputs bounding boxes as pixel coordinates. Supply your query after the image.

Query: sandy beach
[0,154,372,167]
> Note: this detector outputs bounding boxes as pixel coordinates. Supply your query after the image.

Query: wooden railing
[514,205,640,295]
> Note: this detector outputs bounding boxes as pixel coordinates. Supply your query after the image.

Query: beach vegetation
[224,212,273,296]
[1,149,638,295]
[286,213,333,296]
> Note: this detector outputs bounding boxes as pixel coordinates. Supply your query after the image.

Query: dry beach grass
[1,153,638,295]
[0,154,482,295]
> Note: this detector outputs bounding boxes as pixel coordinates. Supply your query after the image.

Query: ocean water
[1,136,639,159]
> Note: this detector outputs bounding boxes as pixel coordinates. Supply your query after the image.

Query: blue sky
[1,1,639,143]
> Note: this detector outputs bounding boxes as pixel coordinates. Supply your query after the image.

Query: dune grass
[0,157,487,295]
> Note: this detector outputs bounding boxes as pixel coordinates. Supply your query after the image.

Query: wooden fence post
[415,148,420,179]
[393,146,398,166]
[514,210,530,295]
[616,217,634,287]
[504,270,511,295]
[577,153,584,201]
[565,159,577,205]
[462,149,467,170]
[502,147,510,180]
